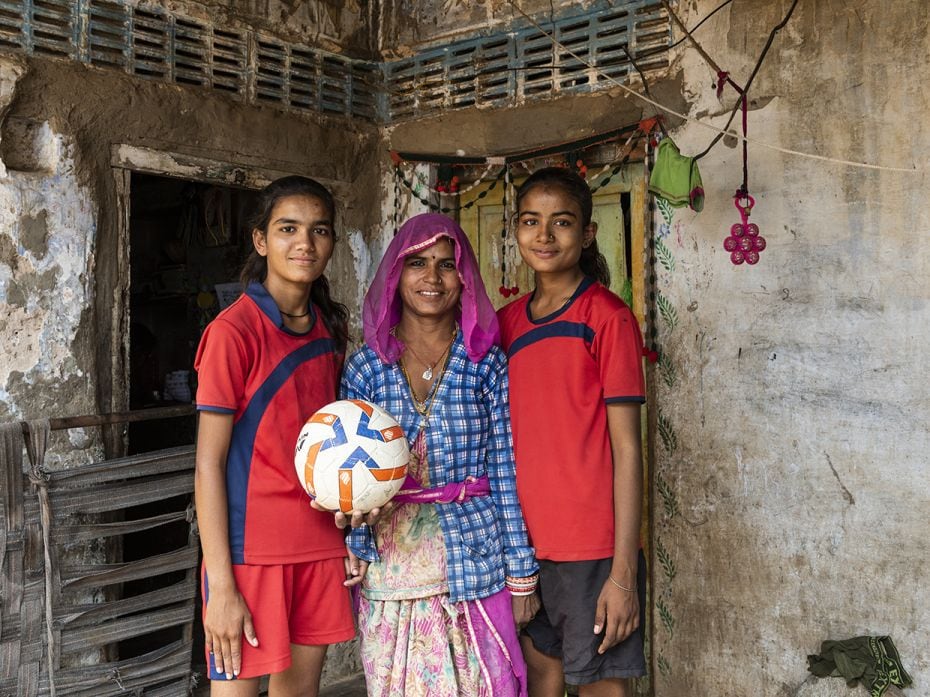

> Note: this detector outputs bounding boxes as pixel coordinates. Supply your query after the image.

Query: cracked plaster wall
[0,9,379,677]
[375,0,597,57]
[647,1,929,695]
[0,52,380,429]
[5,0,929,691]
[148,0,373,55]
[0,56,100,464]
[0,135,95,424]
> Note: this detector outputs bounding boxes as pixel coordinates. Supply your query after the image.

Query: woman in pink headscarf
[341,213,539,696]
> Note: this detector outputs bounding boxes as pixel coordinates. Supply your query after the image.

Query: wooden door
[458,167,642,310]
[458,192,532,310]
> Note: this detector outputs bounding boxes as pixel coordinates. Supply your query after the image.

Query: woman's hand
[344,547,370,587]
[593,578,639,655]
[310,500,395,529]
[511,591,541,630]
[203,583,258,679]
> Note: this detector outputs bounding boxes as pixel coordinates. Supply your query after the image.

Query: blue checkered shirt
[342,334,538,602]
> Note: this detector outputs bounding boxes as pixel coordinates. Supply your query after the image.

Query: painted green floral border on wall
[653,196,681,680]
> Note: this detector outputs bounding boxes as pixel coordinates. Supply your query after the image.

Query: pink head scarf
[363,213,499,364]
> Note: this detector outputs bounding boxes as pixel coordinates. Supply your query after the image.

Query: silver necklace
[392,325,457,380]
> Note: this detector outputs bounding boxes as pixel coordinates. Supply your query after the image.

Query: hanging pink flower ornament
[724,192,766,265]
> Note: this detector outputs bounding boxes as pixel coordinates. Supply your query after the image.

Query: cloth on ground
[807,635,912,697]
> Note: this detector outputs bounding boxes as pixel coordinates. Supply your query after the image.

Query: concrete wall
[158,0,373,55]
[649,1,928,695]
[0,24,379,684]
[0,53,379,425]
[0,58,92,424]
[376,0,592,56]
[5,0,928,692]
[380,1,929,694]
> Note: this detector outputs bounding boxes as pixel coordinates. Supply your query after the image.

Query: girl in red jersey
[194,177,355,696]
[498,167,647,697]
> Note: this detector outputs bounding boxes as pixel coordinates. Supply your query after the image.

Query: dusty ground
[189,672,366,696]
[191,672,367,696]
[320,674,368,696]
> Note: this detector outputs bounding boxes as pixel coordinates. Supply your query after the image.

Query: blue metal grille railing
[383,1,669,120]
[0,0,669,124]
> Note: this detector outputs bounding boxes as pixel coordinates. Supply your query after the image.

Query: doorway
[457,164,646,314]
[128,173,257,444]
[121,173,257,668]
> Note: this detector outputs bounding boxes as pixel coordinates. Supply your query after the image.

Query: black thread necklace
[279,307,311,319]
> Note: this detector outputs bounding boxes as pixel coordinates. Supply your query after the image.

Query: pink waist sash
[392,474,490,504]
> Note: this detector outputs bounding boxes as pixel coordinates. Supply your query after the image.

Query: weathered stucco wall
[0,38,380,685]
[385,78,686,157]
[650,1,929,695]
[155,0,373,55]
[0,56,102,464]
[5,0,929,692]
[376,0,595,56]
[0,54,380,426]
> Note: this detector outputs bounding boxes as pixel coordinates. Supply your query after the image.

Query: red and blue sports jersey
[194,282,346,565]
[498,277,645,561]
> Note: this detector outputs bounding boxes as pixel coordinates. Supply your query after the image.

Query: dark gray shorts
[523,551,647,685]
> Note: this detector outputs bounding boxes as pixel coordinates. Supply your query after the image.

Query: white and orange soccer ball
[294,399,409,513]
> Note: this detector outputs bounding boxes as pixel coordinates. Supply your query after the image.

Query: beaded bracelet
[608,574,636,593]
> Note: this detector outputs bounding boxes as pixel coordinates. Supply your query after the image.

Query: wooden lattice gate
[1,411,200,696]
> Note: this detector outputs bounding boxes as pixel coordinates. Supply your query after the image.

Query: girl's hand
[203,584,258,679]
[593,578,639,655]
[511,591,541,630]
[344,547,370,587]
[310,500,395,529]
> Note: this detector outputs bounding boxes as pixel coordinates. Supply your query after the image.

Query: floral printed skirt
[358,589,525,697]
[358,442,526,696]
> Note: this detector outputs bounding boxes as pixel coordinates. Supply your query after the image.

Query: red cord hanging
[721,89,766,265]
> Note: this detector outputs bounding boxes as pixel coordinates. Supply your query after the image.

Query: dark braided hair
[241,176,350,351]
[515,167,611,287]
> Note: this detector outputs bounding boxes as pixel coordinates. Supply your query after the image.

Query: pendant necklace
[393,324,457,381]
[398,339,454,432]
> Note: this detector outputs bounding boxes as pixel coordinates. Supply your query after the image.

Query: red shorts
[202,558,355,681]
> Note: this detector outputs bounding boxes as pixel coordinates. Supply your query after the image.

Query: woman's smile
[398,237,462,320]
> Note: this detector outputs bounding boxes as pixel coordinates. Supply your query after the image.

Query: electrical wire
[507,0,920,173]
[668,0,735,49]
